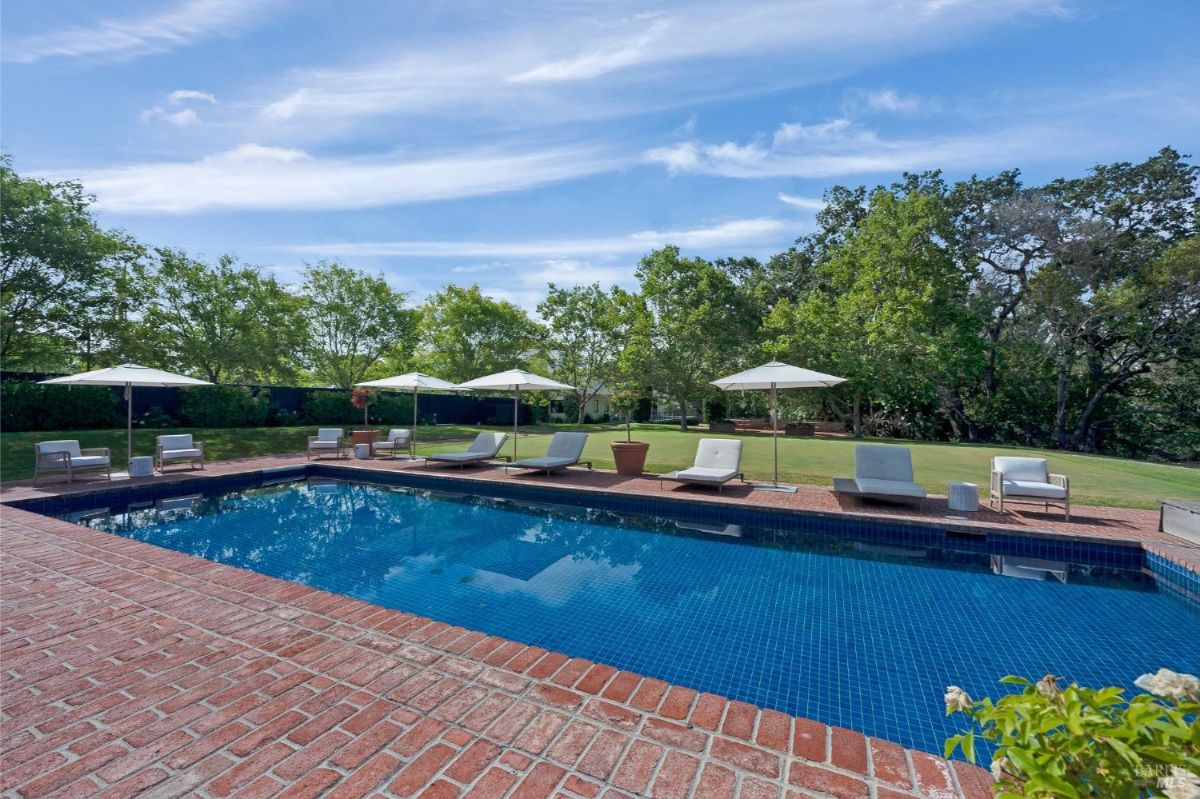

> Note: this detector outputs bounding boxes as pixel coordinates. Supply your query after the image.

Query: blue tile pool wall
[1147,551,1200,602]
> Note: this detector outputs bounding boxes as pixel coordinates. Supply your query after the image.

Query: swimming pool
[37,469,1200,756]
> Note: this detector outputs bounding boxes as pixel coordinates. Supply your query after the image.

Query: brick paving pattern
[2,451,1195,797]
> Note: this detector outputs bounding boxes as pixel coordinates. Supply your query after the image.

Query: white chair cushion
[385,429,411,443]
[68,455,110,468]
[675,466,738,483]
[854,478,927,498]
[511,457,576,469]
[467,433,507,455]
[316,428,343,442]
[430,451,491,462]
[855,445,914,482]
[694,439,742,471]
[157,434,194,450]
[309,440,340,449]
[545,432,588,461]
[1002,479,1066,499]
[39,440,82,458]
[161,448,203,459]
[993,456,1049,482]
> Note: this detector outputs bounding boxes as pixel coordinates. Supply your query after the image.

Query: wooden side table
[350,430,378,456]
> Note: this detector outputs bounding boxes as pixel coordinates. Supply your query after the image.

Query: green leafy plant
[945,670,1199,798]
[608,385,642,443]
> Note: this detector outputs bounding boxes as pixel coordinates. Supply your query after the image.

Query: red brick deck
[1,455,1194,798]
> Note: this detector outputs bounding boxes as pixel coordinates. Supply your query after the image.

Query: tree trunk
[678,394,689,431]
[852,392,863,439]
[1053,356,1074,450]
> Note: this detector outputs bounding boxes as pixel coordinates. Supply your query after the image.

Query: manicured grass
[4,423,1196,509]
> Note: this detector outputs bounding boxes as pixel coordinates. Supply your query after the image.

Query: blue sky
[3,0,1197,312]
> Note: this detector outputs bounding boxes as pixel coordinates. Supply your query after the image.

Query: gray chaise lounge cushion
[509,432,588,471]
[428,432,508,462]
[844,445,926,498]
[663,438,743,486]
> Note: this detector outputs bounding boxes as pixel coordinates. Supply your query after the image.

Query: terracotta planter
[610,441,650,476]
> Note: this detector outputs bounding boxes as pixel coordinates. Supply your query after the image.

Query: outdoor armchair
[660,438,744,492]
[425,432,508,468]
[990,456,1070,519]
[34,440,112,484]
[156,433,205,472]
[506,432,591,475]
[373,428,412,458]
[307,428,346,459]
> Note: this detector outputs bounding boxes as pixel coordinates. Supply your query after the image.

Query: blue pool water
[59,475,1199,756]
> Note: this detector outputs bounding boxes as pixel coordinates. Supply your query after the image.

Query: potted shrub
[609,386,650,475]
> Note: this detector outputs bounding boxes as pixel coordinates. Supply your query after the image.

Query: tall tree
[538,283,624,422]
[625,247,750,430]
[0,157,137,370]
[415,284,543,383]
[302,262,414,388]
[128,250,307,383]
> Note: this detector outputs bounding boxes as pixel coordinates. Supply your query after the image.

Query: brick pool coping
[1,455,1195,798]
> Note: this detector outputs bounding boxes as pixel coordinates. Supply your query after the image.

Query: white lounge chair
[834,445,927,502]
[373,429,412,458]
[506,432,591,475]
[156,433,205,472]
[990,456,1070,519]
[660,438,744,493]
[307,428,346,460]
[425,432,508,468]
[34,440,111,484]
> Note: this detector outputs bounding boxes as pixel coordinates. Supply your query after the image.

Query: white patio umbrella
[40,364,213,465]
[454,369,575,461]
[356,372,458,459]
[711,361,845,492]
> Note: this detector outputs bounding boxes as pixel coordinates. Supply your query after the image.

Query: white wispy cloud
[141,88,219,126]
[844,88,932,115]
[254,0,1066,136]
[2,0,278,63]
[168,89,218,104]
[140,107,202,127]
[46,143,623,213]
[777,193,826,211]
[646,118,1067,179]
[280,218,791,259]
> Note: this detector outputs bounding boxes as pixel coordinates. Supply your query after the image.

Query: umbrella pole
[126,383,132,466]
[411,387,419,459]
[772,383,779,487]
[512,386,520,461]
[753,382,796,493]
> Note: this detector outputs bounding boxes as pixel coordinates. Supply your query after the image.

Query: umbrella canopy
[356,372,458,459]
[454,370,575,460]
[41,364,213,467]
[40,363,213,388]
[357,372,458,391]
[710,361,845,391]
[711,361,845,490]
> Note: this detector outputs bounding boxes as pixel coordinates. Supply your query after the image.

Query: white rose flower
[1135,668,1200,702]
[1036,674,1060,698]
[944,686,973,713]
[1160,766,1200,799]
[990,758,1007,782]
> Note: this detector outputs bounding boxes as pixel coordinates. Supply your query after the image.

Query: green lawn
[4,423,1196,509]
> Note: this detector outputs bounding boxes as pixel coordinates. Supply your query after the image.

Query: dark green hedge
[301,391,415,425]
[0,382,121,431]
[178,386,270,427]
